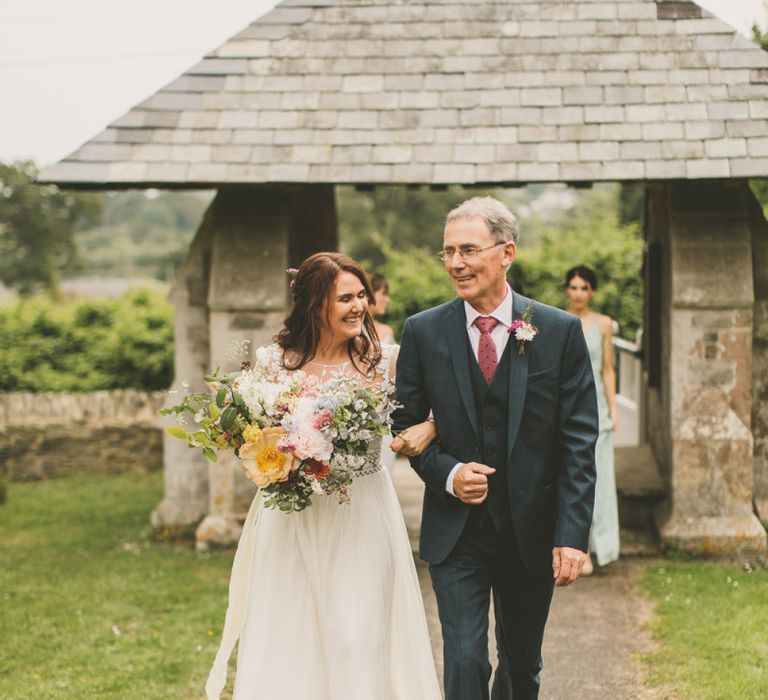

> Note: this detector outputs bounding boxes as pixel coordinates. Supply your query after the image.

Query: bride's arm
[390,418,436,457]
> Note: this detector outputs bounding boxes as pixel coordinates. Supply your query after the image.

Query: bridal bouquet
[161,345,397,513]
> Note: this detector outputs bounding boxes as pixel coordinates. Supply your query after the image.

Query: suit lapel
[507,291,531,462]
[446,300,479,441]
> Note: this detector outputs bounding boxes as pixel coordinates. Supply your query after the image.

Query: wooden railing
[612,336,643,447]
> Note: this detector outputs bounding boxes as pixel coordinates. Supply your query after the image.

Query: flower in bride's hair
[286,267,300,289]
[239,427,299,488]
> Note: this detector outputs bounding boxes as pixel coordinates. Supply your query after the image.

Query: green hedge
[0,290,173,391]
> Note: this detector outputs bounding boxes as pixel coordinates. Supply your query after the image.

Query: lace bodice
[254,343,397,394]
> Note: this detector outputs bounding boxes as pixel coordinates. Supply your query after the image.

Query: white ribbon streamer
[205,493,261,700]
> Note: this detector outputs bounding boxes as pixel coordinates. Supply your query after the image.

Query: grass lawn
[5,470,768,699]
[643,559,768,699]
[0,471,234,699]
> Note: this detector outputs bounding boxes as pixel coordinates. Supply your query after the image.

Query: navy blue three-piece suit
[394,291,598,699]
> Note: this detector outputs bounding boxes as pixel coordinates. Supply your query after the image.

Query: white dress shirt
[446,284,514,496]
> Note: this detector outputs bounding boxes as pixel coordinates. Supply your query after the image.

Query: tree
[338,185,474,267]
[618,182,645,226]
[749,25,768,216]
[512,187,644,340]
[74,190,207,280]
[337,184,544,265]
[0,161,102,296]
[752,22,768,51]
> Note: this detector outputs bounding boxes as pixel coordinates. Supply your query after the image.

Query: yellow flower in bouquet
[242,423,262,443]
[239,427,298,488]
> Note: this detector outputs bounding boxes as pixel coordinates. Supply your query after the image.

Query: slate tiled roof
[40,0,768,187]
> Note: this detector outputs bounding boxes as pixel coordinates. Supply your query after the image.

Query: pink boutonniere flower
[507,300,538,355]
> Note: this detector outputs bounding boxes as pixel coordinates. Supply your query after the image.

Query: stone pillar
[151,205,214,534]
[648,180,766,558]
[194,185,337,547]
[750,190,768,523]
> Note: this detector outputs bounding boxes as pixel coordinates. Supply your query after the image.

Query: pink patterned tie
[474,316,499,384]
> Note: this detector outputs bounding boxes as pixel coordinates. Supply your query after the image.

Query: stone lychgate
[41,0,768,556]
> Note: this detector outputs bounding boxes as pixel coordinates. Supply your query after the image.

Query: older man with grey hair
[393,195,598,699]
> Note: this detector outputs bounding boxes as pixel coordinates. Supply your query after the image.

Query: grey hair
[445,196,519,244]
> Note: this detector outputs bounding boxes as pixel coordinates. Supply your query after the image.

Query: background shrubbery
[0,178,649,392]
[511,187,644,341]
[0,289,173,391]
[341,184,644,341]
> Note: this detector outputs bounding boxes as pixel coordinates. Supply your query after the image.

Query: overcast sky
[0,0,765,167]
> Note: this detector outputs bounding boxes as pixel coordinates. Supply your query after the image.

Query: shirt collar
[464,283,513,330]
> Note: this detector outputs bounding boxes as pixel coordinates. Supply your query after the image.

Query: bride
[206,252,442,699]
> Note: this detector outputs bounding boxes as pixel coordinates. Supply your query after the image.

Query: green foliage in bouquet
[159,369,246,463]
[0,289,173,391]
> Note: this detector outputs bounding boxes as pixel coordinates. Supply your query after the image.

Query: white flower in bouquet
[292,395,317,424]
[283,423,333,463]
[237,374,285,422]
[254,345,271,369]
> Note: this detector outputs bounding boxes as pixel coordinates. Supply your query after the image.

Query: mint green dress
[585,322,620,565]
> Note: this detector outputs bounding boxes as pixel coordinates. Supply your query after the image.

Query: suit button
[486,425,494,431]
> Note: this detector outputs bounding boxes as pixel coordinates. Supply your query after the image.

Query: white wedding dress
[206,345,441,700]
[378,342,400,479]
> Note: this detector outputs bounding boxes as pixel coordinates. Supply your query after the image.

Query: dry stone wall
[0,391,166,481]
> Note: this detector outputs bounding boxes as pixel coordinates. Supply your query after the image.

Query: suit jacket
[393,292,598,574]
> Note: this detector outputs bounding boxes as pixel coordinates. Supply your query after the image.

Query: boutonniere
[508,300,538,355]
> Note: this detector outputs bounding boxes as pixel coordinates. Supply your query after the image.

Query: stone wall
[646,180,766,558]
[0,391,166,481]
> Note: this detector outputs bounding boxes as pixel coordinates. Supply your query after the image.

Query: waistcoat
[467,336,512,531]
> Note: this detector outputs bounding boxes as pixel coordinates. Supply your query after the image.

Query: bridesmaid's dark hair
[564,265,598,291]
[369,272,389,295]
[276,252,381,374]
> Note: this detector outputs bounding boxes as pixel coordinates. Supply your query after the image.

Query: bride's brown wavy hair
[276,252,381,374]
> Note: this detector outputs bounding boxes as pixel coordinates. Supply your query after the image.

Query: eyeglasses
[437,242,505,262]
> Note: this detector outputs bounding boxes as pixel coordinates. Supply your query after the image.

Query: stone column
[650,180,766,558]
[151,204,214,534]
[750,190,768,523]
[195,185,337,547]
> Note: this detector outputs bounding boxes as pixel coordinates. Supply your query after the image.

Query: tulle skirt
[206,466,441,700]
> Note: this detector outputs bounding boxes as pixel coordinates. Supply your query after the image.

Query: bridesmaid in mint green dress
[564,266,620,573]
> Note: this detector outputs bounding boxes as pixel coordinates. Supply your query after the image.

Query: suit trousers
[429,511,555,700]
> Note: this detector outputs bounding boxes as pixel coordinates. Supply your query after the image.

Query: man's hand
[452,462,496,504]
[552,546,587,587]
